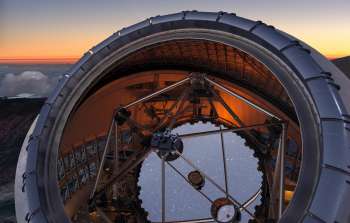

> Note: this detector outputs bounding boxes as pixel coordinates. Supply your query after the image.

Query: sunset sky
[1,0,349,63]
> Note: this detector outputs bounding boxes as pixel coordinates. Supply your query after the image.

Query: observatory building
[15,11,350,223]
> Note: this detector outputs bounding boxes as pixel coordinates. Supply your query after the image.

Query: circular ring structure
[211,197,240,223]
[15,11,350,223]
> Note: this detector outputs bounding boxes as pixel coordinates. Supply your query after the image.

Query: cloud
[0,71,59,97]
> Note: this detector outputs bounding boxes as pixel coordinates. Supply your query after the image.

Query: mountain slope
[0,97,45,185]
[333,56,350,78]
[0,97,45,222]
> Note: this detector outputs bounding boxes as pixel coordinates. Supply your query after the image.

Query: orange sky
[1,0,349,64]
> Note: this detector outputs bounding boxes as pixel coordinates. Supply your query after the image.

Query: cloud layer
[0,71,59,97]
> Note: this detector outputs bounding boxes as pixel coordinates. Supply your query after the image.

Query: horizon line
[0,55,347,64]
[0,58,79,64]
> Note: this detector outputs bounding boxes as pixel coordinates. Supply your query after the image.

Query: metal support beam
[278,123,287,219]
[219,126,229,197]
[209,86,243,126]
[124,77,190,109]
[179,121,285,139]
[168,89,189,130]
[112,122,119,200]
[242,188,262,211]
[269,122,288,220]
[152,217,215,223]
[154,88,189,131]
[204,76,280,120]
[161,156,166,223]
[90,118,115,199]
